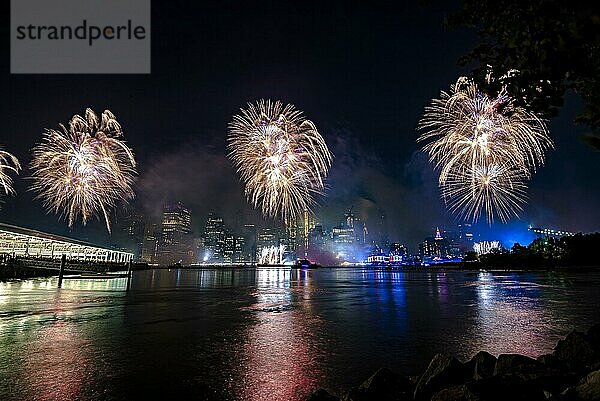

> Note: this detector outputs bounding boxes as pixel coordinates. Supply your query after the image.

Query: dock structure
[0,222,133,263]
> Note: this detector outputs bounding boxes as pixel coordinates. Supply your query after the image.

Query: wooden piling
[126,261,132,291]
[58,254,66,288]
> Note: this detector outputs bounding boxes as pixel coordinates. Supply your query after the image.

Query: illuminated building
[286,218,298,256]
[224,233,235,263]
[203,212,226,263]
[257,227,279,253]
[234,235,245,263]
[376,210,389,249]
[0,222,133,263]
[241,224,257,263]
[122,211,145,261]
[222,233,246,264]
[158,202,194,265]
[419,228,446,260]
[390,243,408,256]
[309,224,326,249]
[141,222,159,263]
[332,226,354,244]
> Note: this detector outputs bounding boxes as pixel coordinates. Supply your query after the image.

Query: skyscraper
[157,202,194,265]
[122,210,146,261]
[377,210,389,250]
[240,224,257,263]
[203,212,226,263]
[141,222,159,264]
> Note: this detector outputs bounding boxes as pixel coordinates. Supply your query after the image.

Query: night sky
[1,1,599,249]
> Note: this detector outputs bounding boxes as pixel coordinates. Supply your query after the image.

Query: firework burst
[0,149,21,197]
[418,77,553,223]
[228,100,333,223]
[440,163,528,223]
[30,108,137,232]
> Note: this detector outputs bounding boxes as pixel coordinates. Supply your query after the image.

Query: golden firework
[228,100,333,223]
[0,149,21,198]
[30,109,137,232]
[418,77,553,223]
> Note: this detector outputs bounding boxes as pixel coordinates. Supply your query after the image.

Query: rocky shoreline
[308,324,600,401]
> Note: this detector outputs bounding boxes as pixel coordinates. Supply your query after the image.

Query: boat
[295,259,320,269]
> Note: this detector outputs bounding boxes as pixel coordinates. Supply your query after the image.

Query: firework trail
[30,109,137,232]
[0,149,21,197]
[418,77,553,223]
[228,100,333,224]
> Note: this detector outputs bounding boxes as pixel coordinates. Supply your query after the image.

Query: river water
[0,268,599,401]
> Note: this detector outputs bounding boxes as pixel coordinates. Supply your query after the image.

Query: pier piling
[57,254,66,288]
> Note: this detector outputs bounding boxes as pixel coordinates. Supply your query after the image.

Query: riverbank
[308,324,600,401]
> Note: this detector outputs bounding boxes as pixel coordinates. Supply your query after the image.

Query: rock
[468,375,546,401]
[342,388,372,401]
[575,370,600,401]
[560,385,576,399]
[359,367,413,400]
[494,354,540,376]
[553,330,595,364]
[343,368,413,401]
[470,351,497,380]
[493,354,576,396]
[308,389,340,401]
[432,385,480,401]
[522,368,578,397]
[414,354,466,401]
[536,354,556,366]
[587,324,600,355]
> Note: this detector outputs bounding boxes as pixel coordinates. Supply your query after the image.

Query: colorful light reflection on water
[0,269,599,401]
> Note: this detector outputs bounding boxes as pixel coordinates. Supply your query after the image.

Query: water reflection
[235,268,324,401]
[0,269,598,401]
[472,271,572,357]
[21,298,87,401]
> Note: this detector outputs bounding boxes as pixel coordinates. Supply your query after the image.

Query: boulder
[520,367,578,396]
[553,330,595,364]
[308,389,340,401]
[431,385,480,401]
[358,367,413,400]
[469,351,497,380]
[414,354,466,400]
[575,370,600,401]
[342,388,373,401]
[494,354,540,376]
[536,354,556,366]
[468,375,546,401]
[343,368,413,401]
[587,324,600,355]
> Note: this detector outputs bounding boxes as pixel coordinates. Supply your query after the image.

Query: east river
[1,268,599,401]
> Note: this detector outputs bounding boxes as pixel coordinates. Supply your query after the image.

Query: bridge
[528,226,576,239]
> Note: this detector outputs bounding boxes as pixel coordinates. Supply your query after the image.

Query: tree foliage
[474,233,600,268]
[448,1,600,145]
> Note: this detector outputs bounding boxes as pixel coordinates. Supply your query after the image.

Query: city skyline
[113,201,582,266]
